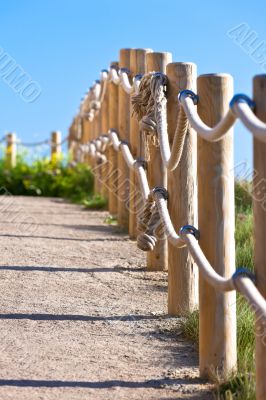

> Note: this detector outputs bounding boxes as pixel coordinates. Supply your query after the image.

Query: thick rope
[132,73,189,170]
[179,90,266,143]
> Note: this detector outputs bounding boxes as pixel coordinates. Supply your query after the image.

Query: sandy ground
[0,196,213,400]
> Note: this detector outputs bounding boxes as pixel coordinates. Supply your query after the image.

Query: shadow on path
[0,377,202,388]
[0,265,145,274]
[0,313,163,322]
[0,233,125,242]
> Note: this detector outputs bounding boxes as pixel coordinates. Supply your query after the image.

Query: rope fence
[2,131,70,167]
[68,48,266,400]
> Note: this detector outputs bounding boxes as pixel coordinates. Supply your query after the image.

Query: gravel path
[0,196,213,400]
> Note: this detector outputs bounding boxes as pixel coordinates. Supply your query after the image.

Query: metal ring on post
[179,224,200,240]
[134,157,147,170]
[232,267,256,283]
[229,94,255,110]
[134,74,143,81]
[152,72,168,93]
[118,139,130,150]
[178,89,199,105]
[119,67,131,75]
[100,69,109,80]
[152,186,169,200]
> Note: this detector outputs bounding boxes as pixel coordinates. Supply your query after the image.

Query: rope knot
[140,115,157,132]
[137,233,157,251]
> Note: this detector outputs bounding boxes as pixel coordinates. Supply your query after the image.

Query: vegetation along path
[0,196,213,400]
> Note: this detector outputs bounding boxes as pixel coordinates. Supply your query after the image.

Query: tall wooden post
[68,122,74,160]
[129,48,151,239]
[117,48,132,230]
[6,132,16,168]
[146,52,172,270]
[166,63,198,314]
[72,116,79,162]
[197,73,237,378]
[82,107,91,166]
[108,62,119,216]
[51,131,61,163]
[253,74,266,400]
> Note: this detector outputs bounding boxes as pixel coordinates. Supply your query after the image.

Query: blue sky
[0,0,265,169]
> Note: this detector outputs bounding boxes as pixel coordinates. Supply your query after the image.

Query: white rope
[134,162,150,200]
[109,129,121,151]
[182,234,235,291]
[234,276,266,319]
[120,142,135,169]
[233,101,266,143]
[154,192,185,248]
[119,70,132,94]
[180,93,236,142]
[133,75,142,94]
[89,142,96,157]
[95,138,102,151]
[180,90,266,143]
[109,67,120,85]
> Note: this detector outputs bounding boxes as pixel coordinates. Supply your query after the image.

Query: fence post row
[197,74,237,378]
[253,74,266,400]
[64,48,266,398]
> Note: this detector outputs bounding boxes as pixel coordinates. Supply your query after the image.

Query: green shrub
[0,156,107,209]
[235,180,252,213]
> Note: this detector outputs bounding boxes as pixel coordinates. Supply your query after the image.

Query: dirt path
[0,196,213,400]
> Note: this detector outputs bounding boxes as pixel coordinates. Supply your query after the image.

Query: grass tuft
[180,179,255,399]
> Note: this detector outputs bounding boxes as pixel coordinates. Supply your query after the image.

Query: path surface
[0,196,213,400]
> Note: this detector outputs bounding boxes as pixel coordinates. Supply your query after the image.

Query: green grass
[104,215,118,225]
[83,194,108,210]
[0,155,107,209]
[180,180,256,399]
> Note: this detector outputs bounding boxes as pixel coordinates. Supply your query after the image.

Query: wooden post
[82,110,91,165]
[51,131,61,163]
[6,132,16,168]
[197,74,237,378]
[72,116,79,162]
[129,48,151,239]
[166,63,198,314]
[100,81,109,199]
[253,74,266,400]
[108,62,119,216]
[146,52,172,270]
[68,121,75,161]
[117,48,132,230]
